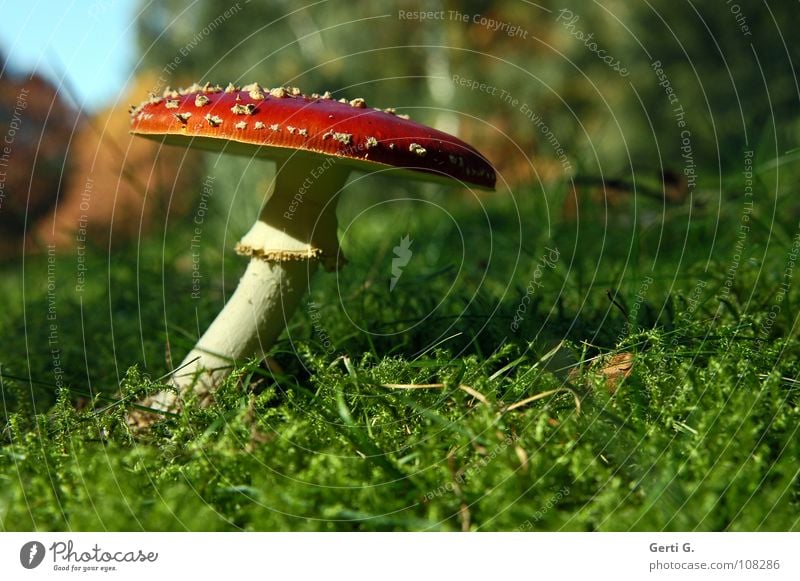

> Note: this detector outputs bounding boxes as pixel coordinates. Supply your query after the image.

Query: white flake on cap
[409,143,427,156]
[231,103,256,115]
[242,82,265,100]
[204,113,223,127]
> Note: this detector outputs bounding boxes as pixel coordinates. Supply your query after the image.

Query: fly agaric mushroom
[127,82,495,423]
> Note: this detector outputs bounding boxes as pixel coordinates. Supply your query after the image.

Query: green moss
[2,159,800,531]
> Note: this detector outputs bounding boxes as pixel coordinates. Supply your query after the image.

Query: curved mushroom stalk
[136,158,350,418]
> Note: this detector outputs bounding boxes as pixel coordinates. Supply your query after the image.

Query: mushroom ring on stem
[127,82,495,425]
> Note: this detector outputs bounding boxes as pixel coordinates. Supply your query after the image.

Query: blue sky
[0,0,137,112]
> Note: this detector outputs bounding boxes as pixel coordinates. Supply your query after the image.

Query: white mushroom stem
[141,156,350,415]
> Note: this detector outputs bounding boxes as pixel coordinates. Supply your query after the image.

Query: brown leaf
[596,352,634,392]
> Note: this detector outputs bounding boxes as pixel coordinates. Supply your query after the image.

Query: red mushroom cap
[130,83,496,190]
